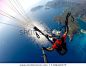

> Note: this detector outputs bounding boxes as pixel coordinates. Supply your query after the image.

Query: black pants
[55,43,67,55]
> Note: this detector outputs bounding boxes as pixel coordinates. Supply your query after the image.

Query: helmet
[52,29,63,40]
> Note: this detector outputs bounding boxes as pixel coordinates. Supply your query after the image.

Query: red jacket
[52,35,66,50]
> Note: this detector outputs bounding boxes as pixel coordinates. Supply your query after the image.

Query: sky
[0,0,42,11]
[0,0,52,29]
[0,0,43,29]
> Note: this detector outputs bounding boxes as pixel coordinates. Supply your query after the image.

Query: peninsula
[46,0,86,41]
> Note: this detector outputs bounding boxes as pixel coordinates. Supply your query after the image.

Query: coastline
[76,17,86,23]
[76,17,86,31]
[81,29,86,34]
[54,9,83,42]
[45,0,86,42]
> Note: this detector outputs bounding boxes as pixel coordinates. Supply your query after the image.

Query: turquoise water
[0,6,86,63]
[76,18,86,30]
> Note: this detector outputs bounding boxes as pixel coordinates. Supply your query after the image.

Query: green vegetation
[46,0,69,8]
[71,3,86,22]
[46,0,86,41]
[54,11,80,41]
[46,0,86,8]
[46,0,86,22]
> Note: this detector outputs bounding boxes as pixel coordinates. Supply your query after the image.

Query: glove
[41,47,46,50]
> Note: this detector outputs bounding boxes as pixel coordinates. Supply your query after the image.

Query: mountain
[54,1,86,41]
[46,0,69,8]
[71,3,86,22]
[46,0,86,8]
[46,0,86,41]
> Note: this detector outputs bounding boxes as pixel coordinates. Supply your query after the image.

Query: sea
[0,4,86,63]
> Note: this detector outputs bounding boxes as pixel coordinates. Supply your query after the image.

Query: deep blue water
[0,6,86,63]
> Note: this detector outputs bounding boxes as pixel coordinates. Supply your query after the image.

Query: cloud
[2,42,4,45]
